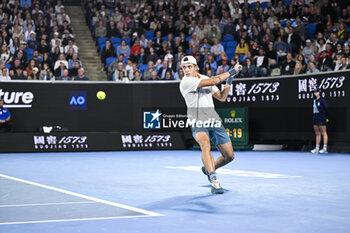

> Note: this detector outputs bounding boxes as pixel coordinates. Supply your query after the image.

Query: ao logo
[69,91,87,110]
[70,96,85,105]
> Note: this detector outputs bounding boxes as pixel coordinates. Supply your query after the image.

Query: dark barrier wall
[0,70,349,147]
[0,132,186,152]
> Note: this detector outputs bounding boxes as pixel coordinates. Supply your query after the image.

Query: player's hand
[234,63,243,71]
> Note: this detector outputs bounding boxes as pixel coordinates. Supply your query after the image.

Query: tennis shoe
[211,177,224,194]
[201,166,210,182]
[310,148,319,154]
[319,148,328,154]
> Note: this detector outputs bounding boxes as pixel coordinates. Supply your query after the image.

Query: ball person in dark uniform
[0,99,12,132]
[311,87,328,154]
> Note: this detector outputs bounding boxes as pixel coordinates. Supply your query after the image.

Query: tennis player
[179,55,241,194]
[311,87,328,154]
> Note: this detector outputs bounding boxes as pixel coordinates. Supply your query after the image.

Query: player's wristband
[228,68,237,76]
[227,76,234,85]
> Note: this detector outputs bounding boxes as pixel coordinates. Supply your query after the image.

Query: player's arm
[197,72,230,88]
[213,64,242,102]
[212,84,231,102]
[198,64,242,88]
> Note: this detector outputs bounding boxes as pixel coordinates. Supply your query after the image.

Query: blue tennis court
[0,150,349,233]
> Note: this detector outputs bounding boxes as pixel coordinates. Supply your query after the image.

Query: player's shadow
[142,188,234,214]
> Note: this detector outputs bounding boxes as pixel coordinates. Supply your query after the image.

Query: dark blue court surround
[0,150,349,233]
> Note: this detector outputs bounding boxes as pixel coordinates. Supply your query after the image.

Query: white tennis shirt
[179,74,221,122]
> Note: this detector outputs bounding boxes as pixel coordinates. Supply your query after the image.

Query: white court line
[165,166,301,178]
[0,215,157,226]
[0,201,95,208]
[0,173,163,225]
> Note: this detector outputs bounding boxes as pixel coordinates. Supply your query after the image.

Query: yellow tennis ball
[97,91,106,100]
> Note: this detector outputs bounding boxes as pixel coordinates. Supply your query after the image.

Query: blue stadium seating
[225,41,237,49]
[222,35,234,42]
[99,43,105,53]
[305,24,316,39]
[138,64,148,75]
[186,36,192,42]
[97,37,108,46]
[105,57,118,68]
[122,37,131,46]
[145,31,154,39]
[110,37,121,44]
[25,48,34,62]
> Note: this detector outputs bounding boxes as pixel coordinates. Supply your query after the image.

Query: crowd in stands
[0,0,87,81]
[85,0,350,81]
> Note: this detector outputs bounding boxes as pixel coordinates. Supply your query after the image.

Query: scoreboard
[216,108,249,146]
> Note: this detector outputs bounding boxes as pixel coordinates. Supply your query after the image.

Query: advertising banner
[0,70,349,150]
[0,132,186,153]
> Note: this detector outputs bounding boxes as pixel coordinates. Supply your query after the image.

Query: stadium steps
[65,6,107,81]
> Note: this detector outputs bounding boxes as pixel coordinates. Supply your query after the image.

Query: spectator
[64,39,78,54]
[217,57,230,73]
[296,54,307,73]
[317,50,333,71]
[54,53,68,70]
[116,39,130,58]
[211,38,225,58]
[205,54,218,74]
[150,70,159,80]
[68,53,82,70]
[139,34,148,48]
[235,38,249,56]
[174,68,184,80]
[152,31,163,53]
[57,69,71,80]
[74,68,88,81]
[333,53,343,71]
[284,26,301,55]
[0,99,12,132]
[26,59,36,75]
[107,21,121,38]
[95,20,107,39]
[0,44,12,64]
[69,61,81,77]
[37,39,50,56]
[40,63,54,80]
[113,62,128,82]
[54,61,68,78]
[28,67,40,80]
[157,60,172,80]
[337,23,348,42]
[121,23,131,38]
[164,70,174,80]
[134,69,142,81]
[336,56,350,70]
[307,61,320,74]
[293,62,305,75]
[208,26,221,42]
[101,40,115,68]
[280,53,295,75]
[316,38,326,52]
[242,57,257,77]
[143,61,156,80]
[130,39,142,63]
[11,68,27,80]
[255,47,269,77]
[303,39,315,62]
